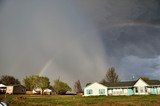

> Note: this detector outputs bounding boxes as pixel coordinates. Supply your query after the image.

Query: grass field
[0,94,160,106]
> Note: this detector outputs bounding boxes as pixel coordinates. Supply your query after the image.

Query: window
[99,89,105,95]
[87,89,92,94]
[135,87,138,93]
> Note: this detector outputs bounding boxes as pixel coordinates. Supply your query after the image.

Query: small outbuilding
[43,88,52,95]
[32,87,42,94]
[84,82,108,96]
[0,84,7,94]
[6,85,26,94]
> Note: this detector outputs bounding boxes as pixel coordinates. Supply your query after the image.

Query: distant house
[43,88,55,95]
[0,84,7,94]
[32,87,42,94]
[6,85,26,94]
[84,82,108,96]
[32,87,56,95]
[84,78,160,96]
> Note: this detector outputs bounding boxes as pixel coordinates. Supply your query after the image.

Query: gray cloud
[0,0,160,87]
[119,56,160,80]
[0,0,108,86]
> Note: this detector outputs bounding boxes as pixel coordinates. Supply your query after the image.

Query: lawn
[0,94,160,106]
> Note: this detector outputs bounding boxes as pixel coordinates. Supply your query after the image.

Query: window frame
[87,89,93,94]
[99,89,105,95]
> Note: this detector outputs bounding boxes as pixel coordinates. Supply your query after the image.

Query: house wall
[108,88,128,95]
[128,89,134,95]
[6,86,13,94]
[147,87,160,94]
[158,87,160,94]
[13,86,26,94]
[134,79,148,95]
[108,88,134,96]
[134,79,149,87]
[151,88,157,94]
[84,83,108,96]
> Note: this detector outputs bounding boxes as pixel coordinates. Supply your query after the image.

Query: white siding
[6,86,13,94]
[134,79,149,87]
[158,87,160,94]
[134,78,148,95]
[84,82,108,96]
[108,88,128,95]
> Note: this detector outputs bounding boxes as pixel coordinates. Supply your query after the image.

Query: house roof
[7,84,26,88]
[103,79,160,88]
[145,80,160,85]
[0,84,6,87]
[104,81,136,87]
[85,82,107,89]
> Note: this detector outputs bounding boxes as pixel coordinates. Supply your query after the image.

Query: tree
[74,80,83,93]
[86,82,91,87]
[23,75,50,91]
[140,76,150,81]
[53,79,71,95]
[0,75,20,85]
[100,79,107,85]
[101,67,120,84]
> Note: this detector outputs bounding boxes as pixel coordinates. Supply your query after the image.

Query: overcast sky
[0,0,160,87]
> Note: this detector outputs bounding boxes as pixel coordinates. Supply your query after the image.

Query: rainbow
[111,20,160,28]
[39,59,53,76]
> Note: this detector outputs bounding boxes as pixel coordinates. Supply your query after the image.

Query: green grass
[0,94,160,106]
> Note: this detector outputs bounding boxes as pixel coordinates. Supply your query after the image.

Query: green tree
[101,67,120,85]
[74,80,83,93]
[0,75,20,85]
[53,79,71,95]
[23,75,50,91]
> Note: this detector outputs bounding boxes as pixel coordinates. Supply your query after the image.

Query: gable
[85,82,107,89]
[134,78,149,87]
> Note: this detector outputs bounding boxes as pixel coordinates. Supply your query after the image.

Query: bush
[53,79,71,95]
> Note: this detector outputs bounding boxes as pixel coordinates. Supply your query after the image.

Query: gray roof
[104,81,136,87]
[102,79,160,88]
[145,80,160,85]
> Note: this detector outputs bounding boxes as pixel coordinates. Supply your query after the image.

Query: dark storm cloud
[75,0,160,80]
[97,0,160,80]
[101,26,160,58]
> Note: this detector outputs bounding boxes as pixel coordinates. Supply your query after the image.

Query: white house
[84,78,160,96]
[43,88,52,95]
[32,87,43,94]
[84,82,108,96]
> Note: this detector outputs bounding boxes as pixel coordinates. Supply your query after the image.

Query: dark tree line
[0,75,20,85]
